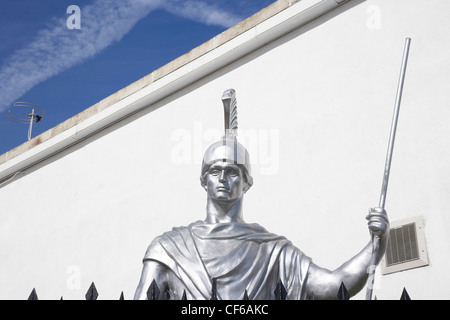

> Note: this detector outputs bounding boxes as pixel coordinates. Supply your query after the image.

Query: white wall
[1,0,449,299]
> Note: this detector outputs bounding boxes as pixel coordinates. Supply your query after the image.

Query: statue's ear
[243,182,251,193]
[200,175,207,191]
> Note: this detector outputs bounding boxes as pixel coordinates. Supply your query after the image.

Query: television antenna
[8,102,45,141]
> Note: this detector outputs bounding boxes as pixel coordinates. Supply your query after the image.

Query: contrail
[0,0,243,113]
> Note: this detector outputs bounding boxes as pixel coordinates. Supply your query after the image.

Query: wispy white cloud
[0,0,244,113]
[163,0,243,28]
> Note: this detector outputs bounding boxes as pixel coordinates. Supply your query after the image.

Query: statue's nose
[219,170,226,182]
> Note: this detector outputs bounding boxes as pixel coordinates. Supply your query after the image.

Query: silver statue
[134,89,389,300]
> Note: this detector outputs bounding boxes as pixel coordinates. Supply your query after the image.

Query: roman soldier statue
[134,89,389,300]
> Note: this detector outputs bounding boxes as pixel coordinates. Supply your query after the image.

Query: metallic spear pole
[365,38,411,300]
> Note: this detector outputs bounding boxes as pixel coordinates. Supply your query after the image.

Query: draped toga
[143,221,311,300]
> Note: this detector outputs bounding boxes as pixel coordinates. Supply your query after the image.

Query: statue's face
[205,161,246,202]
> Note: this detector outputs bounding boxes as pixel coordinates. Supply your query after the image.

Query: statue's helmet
[200,138,253,188]
[200,89,253,190]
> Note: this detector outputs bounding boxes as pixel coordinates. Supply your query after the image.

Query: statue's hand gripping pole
[365,38,411,300]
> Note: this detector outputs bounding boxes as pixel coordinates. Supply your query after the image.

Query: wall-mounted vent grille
[381,216,429,275]
[385,223,419,266]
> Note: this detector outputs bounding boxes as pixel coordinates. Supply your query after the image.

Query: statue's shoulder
[165,220,203,237]
[143,221,203,262]
[148,220,202,247]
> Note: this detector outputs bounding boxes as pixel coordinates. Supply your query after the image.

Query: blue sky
[0,0,276,156]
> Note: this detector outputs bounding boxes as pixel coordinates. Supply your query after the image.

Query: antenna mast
[7,102,45,141]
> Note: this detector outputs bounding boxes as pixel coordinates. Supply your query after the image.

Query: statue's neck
[205,197,244,224]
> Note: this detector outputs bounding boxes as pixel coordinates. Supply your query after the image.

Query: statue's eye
[227,170,238,177]
[210,169,221,176]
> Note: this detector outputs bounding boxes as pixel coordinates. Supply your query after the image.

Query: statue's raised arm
[305,207,389,299]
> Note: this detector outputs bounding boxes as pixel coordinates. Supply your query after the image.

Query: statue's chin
[215,195,232,201]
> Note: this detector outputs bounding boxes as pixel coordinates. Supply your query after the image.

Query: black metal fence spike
[85,282,99,300]
[210,277,218,300]
[400,287,411,300]
[28,288,38,300]
[22,278,413,300]
[337,282,350,300]
[147,279,160,300]
[274,280,287,300]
